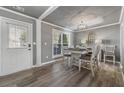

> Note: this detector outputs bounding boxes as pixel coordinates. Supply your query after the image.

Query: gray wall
[41,22,74,63]
[0,9,37,65]
[41,23,52,63]
[74,24,120,61]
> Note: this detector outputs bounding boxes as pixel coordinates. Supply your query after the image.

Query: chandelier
[78,21,87,30]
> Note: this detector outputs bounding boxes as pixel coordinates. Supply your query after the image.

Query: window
[52,29,70,58]
[53,30,62,56]
[63,33,69,46]
[9,24,28,48]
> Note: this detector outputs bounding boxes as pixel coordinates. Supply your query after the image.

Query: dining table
[64,47,92,67]
[64,47,92,55]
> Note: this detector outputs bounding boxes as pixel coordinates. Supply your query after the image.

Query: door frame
[0,16,33,75]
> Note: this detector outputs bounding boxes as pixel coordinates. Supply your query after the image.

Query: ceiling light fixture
[78,20,87,30]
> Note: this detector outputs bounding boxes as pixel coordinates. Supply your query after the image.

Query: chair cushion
[80,54,91,60]
[88,52,92,55]
[64,54,71,57]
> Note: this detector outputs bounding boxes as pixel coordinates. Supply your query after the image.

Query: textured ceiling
[3,6,122,31]
[3,6,49,18]
[43,6,122,31]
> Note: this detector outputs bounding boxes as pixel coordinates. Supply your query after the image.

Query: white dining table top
[64,48,91,54]
[71,50,88,54]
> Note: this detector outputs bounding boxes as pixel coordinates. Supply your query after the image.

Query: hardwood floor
[0,59,123,87]
[27,62,92,87]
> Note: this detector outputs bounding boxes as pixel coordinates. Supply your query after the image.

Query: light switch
[46,56,49,58]
[44,42,47,46]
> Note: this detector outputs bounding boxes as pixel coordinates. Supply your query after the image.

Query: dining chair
[78,44,101,77]
[63,49,72,67]
[103,45,116,65]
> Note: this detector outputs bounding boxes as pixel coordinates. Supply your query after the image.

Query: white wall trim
[0,7,37,20]
[36,19,42,66]
[33,58,63,68]
[41,21,73,32]
[74,22,120,32]
[0,16,33,26]
[39,6,59,20]
[119,6,124,23]
[41,58,63,66]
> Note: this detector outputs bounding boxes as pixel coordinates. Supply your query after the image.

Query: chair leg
[64,57,68,67]
[99,51,102,62]
[104,55,106,63]
[79,59,82,71]
[67,57,70,67]
[63,57,66,64]
[97,54,100,66]
[90,60,95,77]
[66,57,72,67]
[63,56,65,60]
[113,56,115,65]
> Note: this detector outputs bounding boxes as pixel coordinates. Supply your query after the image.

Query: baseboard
[33,58,63,68]
[0,58,63,76]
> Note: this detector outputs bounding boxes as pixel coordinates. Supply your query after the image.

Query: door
[0,18,33,76]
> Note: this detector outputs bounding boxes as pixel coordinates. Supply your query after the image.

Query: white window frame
[52,29,70,58]
[8,23,29,49]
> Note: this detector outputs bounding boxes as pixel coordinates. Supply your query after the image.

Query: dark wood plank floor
[27,62,92,87]
[0,60,123,87]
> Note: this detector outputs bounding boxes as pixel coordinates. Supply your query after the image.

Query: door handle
[28,44,31,50]
[28,44,31,47]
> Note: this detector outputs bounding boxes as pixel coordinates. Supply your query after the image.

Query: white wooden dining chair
[78,44,101,77]
[63,49,72,67]
[104,45,116,65]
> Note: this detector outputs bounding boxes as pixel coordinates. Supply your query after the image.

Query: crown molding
[119,6,124,23]
[74,22,120,32]
[39,6,59,20]
[0,7,37,20]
